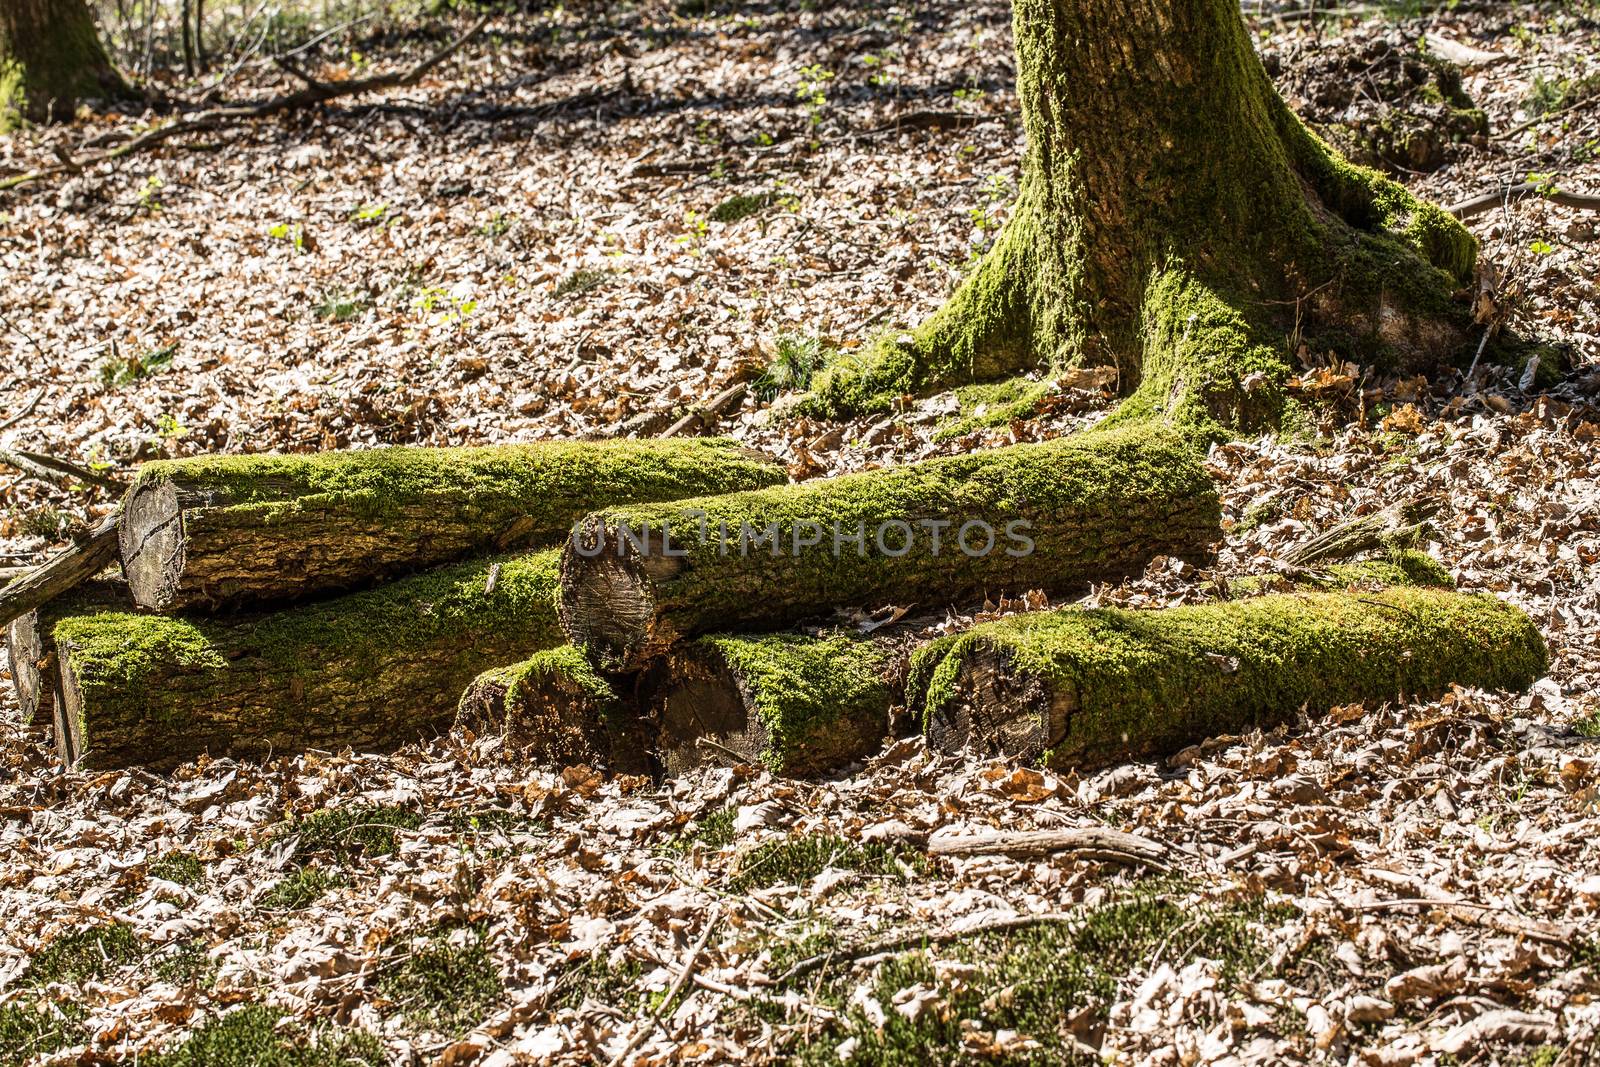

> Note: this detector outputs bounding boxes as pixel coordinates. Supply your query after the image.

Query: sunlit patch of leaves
[140,1004,384,1067]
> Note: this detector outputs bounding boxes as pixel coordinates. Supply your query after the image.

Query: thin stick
[605,908,722,1067]
[1448,181,1600,220]
[774,911,1083,985]
[0,448,122,489]
[0,388,45,432]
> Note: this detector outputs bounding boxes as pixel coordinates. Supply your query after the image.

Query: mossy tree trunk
[0,0,128,128]
[920,587,1546,772]
[806,0,1478,434]
[51,550,564,770]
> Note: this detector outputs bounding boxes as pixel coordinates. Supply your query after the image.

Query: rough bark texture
[51,550,564,770]
[560,426,1220,673]
[803,0,1481,434]
[0,0,128,127]
[646,630,898,777]
[5,580,126,729]
[457,646,650,774]
[919,587,1546,772]
[118,438,786,612]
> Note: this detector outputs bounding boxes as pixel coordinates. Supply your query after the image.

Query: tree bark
[5,579,126,729]
[51,550,564,770]
[919,587,1546,772]
[0,0,129,127]
[803,0,1481,434]
[118,438,785,613]
[560,426,1220,673]
[457,646,650,774]
[645,630,901,777]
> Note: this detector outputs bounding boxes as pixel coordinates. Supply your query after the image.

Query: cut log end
[559,524,674,673]
[924,644,1072,764]
[6,611,51,728]
[119,479,185,612]
[654,650,768,775]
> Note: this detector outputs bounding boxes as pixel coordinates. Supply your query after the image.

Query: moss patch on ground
[22,922,143,986]
[282,804,420,863]
[140,1004,383,1067]
[378,928,502,1037]
[0,1002,85,1067]
[730,833,927,892]
[259,866,343,912]
[149,851,205,886]
[769,882,1296,1065]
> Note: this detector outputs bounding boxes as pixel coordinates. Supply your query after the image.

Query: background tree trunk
[0,0,129,127]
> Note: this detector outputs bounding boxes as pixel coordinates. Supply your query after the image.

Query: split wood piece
[5,579,128,729]
[1283,496,1440,567]
[927,827,1169,868]
[51,550,564,770]
[645,630,899,777]
[457,646,650,775]
[561,427,1221,673]
[0,513,120,631]
[920,587,1547,772]
[118,437,785,612]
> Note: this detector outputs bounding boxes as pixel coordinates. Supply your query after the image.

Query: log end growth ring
[559,519,674,672]
[119,479,186,612]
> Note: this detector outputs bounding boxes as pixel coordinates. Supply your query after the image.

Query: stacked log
[917,586,1547,772]
[5,580,127,729]
[560,427,1221,672]
[117,438,786,611]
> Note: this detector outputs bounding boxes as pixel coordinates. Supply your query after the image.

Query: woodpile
[1,430,1548,778]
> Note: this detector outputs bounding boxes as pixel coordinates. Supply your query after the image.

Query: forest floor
[2,1,1599,1064]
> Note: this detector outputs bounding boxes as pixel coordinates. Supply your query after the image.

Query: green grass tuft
[379,930,502,1036]
[283,805,420,863]
[140,1004,384,1067]
[553,269,610,299]
[154,939,220,987]
[730,833,926,892]
[753,333,827,401]
[662,805,737,855]
[0,1002,85,1067]
[149,851,205,886]
[23,923,143,986]
[259,866,342,911]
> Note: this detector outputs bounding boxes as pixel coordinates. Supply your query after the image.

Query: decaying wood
[5,579,127,729]
[657,382,747,439]
[0,513,120,631]
[1282,495,1439,566]
[926,827,1170,867]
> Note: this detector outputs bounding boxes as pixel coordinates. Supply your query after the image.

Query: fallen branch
[0,388,45,432]
[1447,181,1600,220]
[926,827,1170,868]
[1342,897,1576,947]
[0,447,121,490]
[0,14,490,193]
[1283,496,1439,567]
[0,514,121,631]
[658,382,747,439]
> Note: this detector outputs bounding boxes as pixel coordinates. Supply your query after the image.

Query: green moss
[259,867,342,911]
[931,377,1056,440]
[775,881,1296,1064]
[730,833,926,892]
[284,805,420,863]
[132,438,784,531]
[0,1001,84,1067]
[661,805,737,856]
[921,587,1546,770]
[53,549,566,769]
[22,923,143,986]
[573,426,1220,670]
[556,952,649,1012]
[141,1005,384,1067]
[378,930,502,1036]
[154,940,221,987]
[710,192,774,223]
[694,630,895,774]
[149,851,205,886]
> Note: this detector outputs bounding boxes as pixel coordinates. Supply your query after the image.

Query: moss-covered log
[646,630,899,777]
[801,0,1483,433]
[118,438,786,612]
[457,646,650,774]
[561,427,1220,673]
[51,551,565,770]
[1,0,129,128]
[5,580,126,729]
[919,587,1546,771]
